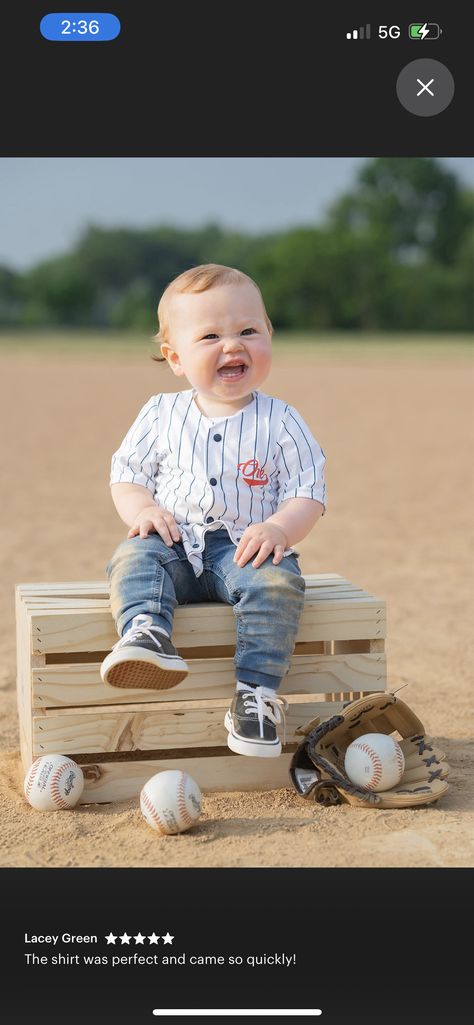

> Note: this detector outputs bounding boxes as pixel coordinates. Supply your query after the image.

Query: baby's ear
[160,343,184,376]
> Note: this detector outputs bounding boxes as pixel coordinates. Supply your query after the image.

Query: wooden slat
[22,582,381,604]
[79,752,295,801]
[17,582,109,597]
[15,590,34,769]
[18,574,384,604]
[32,697,326,755]
[29,598,386,655]
[32,652,386,708]
[18,599,111,609]
[16,574,344,594]
[22,588,378,609]
[17,572,381,600]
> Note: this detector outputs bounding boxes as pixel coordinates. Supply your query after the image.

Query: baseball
[140,770,202,835]
[344,733,405,792]
[24,754,84,811]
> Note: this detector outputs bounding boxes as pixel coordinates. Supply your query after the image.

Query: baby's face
[160,282,272,413]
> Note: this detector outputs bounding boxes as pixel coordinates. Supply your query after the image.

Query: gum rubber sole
[105,660,188,690]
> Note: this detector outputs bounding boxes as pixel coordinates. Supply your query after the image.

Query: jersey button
[213,433,222,442]
[206,516,214,523]
[209,477,217,486]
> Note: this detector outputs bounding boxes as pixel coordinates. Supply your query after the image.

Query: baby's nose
[222,335,245,350]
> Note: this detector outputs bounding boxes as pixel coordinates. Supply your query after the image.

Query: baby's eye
[201,333,219,340]
[241,328,256,336]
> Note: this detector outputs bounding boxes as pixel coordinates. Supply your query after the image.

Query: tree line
[1,158,472,333]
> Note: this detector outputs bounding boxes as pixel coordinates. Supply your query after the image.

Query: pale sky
[1,157,472,270]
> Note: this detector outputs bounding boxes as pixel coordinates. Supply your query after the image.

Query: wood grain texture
[31,652,386,708]
[32,698,340,755]
[27,598,386,655]
[79,752,296,801]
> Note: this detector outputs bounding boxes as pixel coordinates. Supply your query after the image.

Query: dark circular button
[209,477,217,486]
[206,516,214,523]
[396,59,454,117]
[213,433,222,442]
[192,543,199,548]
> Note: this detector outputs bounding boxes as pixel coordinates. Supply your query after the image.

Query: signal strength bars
[346,24,371,39]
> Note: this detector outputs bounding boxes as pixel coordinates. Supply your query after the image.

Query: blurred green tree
[329,157,472,266]
[22,256,96,325]
[3,157,472,333]
[0,266,22,325]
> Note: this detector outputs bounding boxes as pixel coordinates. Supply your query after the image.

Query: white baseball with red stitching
[24,754,84,811]
[344,733,405,792]
[140,770,202,834]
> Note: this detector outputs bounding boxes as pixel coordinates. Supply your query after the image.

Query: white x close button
[416,78,434,97]
[396,58,455,116]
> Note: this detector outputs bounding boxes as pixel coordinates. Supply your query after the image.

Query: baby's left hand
[233,523,288,569]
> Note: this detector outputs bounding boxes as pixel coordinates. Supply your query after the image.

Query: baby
[101,264,326,758]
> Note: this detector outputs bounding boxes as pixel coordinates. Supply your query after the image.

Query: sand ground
[1,341,473,867]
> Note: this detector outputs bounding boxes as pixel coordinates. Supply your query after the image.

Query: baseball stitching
[25,759,41,800]
[141,787,169,835]
[177,772,194,828]
[351,742,383,787]
[50,762,79,809]
[394,743,405,779]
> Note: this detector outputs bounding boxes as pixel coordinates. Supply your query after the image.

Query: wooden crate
[16,575,386,802]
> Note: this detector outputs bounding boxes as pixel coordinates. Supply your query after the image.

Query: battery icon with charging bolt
[409,22,441,39]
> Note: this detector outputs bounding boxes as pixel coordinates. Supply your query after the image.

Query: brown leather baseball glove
[289,692,450,808]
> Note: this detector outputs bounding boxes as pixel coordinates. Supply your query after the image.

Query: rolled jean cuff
[121,612,170,638]
[236,668,282,691]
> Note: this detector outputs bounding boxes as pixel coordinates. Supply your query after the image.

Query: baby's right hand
[127,506,182,546]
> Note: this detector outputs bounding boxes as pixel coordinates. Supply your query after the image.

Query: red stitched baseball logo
[237,458,269,486]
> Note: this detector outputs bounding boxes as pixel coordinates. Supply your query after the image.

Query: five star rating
[105,932,174,945]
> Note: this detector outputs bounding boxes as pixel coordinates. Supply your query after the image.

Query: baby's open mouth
[217,364,247,380]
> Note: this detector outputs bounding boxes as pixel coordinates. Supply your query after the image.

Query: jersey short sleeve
[109,395,161,495]
[275,404,327,511]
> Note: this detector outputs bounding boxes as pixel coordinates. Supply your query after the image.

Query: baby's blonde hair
[152,263,272,362]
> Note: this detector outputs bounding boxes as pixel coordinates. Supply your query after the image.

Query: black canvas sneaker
[224,682,288,758]
[100,613,188,690]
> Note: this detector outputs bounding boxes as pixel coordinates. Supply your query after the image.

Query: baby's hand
[233,523,288,569]
[127,506,182,546]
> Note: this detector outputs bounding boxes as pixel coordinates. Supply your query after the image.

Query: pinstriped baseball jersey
[110,388,326,577]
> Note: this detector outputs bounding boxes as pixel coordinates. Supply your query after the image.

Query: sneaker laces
[113,614,165,652]
[238,685,288,743]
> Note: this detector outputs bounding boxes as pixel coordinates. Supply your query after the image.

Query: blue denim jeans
[106,529,305,691]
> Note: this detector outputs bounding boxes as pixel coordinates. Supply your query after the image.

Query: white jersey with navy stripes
[110,389,326,577]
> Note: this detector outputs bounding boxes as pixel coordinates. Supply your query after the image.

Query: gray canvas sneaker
[224,682,288,757]
[100,614,188,690]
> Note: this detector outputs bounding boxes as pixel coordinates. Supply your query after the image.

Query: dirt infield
[1,340,472,867]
